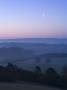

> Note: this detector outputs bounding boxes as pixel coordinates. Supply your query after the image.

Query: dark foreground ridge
[0,63,67,89]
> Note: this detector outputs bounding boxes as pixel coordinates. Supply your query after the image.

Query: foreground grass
[0,82,63,90]
[0,63,67,89]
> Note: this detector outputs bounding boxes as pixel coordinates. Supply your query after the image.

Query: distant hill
[0,47,34,63]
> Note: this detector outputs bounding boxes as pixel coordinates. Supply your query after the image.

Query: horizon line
[0,37,67,40]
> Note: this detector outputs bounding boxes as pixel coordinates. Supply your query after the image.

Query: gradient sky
[0,0,67,38]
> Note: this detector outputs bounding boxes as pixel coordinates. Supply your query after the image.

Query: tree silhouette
[44,67,60,86]
[61,66,67,88]
[33,66,42,82]
[62,66,67,76]
[35,66,41,74]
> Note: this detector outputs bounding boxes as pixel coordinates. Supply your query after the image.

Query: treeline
[0,63,67,89]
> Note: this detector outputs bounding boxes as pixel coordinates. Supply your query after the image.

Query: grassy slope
[0,83,62,90]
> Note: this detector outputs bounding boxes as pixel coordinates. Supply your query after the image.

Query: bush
[44,68,60,86]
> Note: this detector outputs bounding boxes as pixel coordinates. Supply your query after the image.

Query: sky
[0,0,67,39]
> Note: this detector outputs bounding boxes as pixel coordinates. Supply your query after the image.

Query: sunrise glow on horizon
[0,0,67,39]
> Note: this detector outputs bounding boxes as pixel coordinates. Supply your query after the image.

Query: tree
[35,66,41,74]
[61,66,67,88]
[33,66,42,82]
[44,67,60,86]
[62,66,67,76]
[6,62,18,71]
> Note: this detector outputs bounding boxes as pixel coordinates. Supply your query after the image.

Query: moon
[42,13,45,17]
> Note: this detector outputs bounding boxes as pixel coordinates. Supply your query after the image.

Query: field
[0,83,62,90]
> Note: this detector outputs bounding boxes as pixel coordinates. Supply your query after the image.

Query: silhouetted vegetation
[0,63,67,89]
